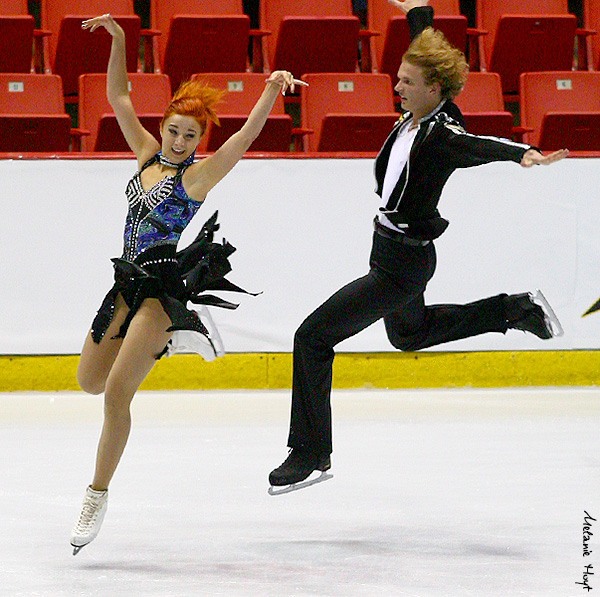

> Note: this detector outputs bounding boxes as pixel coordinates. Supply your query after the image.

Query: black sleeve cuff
[407,5,434,41]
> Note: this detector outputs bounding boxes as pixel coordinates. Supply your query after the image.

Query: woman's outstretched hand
[81,13,123,37]
[520,148,569,168]
[266,71,308,95]
[388,0,430,15]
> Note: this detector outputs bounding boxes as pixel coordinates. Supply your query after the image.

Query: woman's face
[160,114,202,163]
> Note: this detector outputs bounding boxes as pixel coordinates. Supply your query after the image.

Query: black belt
[374,219,430,246]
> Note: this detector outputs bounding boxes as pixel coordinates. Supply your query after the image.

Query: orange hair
[161,79,225,134]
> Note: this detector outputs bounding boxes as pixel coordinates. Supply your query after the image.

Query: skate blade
[71,543,86,556]
[532,289,564,337]
[582,296,600,317]
[268,471,333,496]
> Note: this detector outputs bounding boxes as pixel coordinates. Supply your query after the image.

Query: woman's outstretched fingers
[81,13,120,35]
[266,71,308,95]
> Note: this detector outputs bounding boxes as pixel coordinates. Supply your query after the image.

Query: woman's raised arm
[183,71,307,200]
[82,14,159,164]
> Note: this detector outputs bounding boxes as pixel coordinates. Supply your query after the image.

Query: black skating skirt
[90,212,251,359]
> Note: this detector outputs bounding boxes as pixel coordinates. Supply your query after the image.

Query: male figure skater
[268,0,567,493]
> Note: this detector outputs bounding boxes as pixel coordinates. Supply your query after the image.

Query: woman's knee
[103,378,135,416]
[76,366,106,395]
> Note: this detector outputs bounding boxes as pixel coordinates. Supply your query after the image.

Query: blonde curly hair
[402,27,468,100]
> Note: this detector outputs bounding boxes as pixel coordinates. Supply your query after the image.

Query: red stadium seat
[519,71,600,149]
[259,0,362,77]
[78,73,172,152]
[538,113,600,151]
[475,0,581,100]
[149,0,258,91]
[453,72,514,139]
[0,74,72,151]
[368,0,477,91]
[300,73,399,152]
[39,0,141,98]
[0,1,36,73]
[193,73,293,152]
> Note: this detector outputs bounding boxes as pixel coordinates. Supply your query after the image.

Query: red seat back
[260,0,359,75]
[40,0,139,97]
[453,72,513,138]
[0,0,29,14]
[0,115,71,151]
[0,17,35,73]
[163,16,250,91]
[0,73,71,151]
[300,73,398,152]
[519,71,600,146]
[368,0,465,85]
[194,73,286,115]
[455,72,505,112]
[78,73,172,151]
[492,16,576,96]
[192,73,290,152]
[0,73,65,113]
[538,113,600,151]
[475,0,576,95]
[149,0,246,76]
[94,114,165,152]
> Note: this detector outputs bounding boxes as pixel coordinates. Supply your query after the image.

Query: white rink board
[1,156,599,354]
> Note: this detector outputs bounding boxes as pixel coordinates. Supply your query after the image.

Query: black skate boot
[505,290,563,339]
[268,449,332,495]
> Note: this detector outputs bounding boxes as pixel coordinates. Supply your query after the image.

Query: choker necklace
[157,151,195,169]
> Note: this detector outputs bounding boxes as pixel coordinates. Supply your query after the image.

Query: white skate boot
[70,486,108,555]
[164,306,225,362]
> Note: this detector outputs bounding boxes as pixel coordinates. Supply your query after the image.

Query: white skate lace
[74,493,106,533]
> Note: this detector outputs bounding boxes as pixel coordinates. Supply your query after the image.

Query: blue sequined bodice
[122,153,201,262]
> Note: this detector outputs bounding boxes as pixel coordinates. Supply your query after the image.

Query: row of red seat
[1,71,599,153]
[2,0,600,103]
[370,0,600,102]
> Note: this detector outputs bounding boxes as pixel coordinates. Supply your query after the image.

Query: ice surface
[1,388,598,597]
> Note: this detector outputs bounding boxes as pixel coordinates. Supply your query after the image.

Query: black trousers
[287,230,509,457]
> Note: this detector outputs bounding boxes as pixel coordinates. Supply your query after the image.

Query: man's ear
[430,80,442,97]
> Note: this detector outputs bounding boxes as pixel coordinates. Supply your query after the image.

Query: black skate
[506,289,563,339]
[268,449,332,495]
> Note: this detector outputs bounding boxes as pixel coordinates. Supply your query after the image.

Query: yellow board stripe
[0,351,598,391]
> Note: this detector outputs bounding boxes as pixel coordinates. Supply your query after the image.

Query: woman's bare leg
[91,298,172,490]
[77,294,129,395]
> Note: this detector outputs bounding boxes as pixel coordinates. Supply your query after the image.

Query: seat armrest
[466,28,487,71]
[511,125,534,143]
[291,127,314,151]
[33,29,52,74]
[358,29,380,73]
[249,29,271,73]
[69,128,90,152]
[575,28,596,70]
[140,29,161,73]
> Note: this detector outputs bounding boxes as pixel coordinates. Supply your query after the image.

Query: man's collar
[399,99,448,128]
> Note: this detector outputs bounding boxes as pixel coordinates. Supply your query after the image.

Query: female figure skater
[70,13,305,554]
[268,0,568,493]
